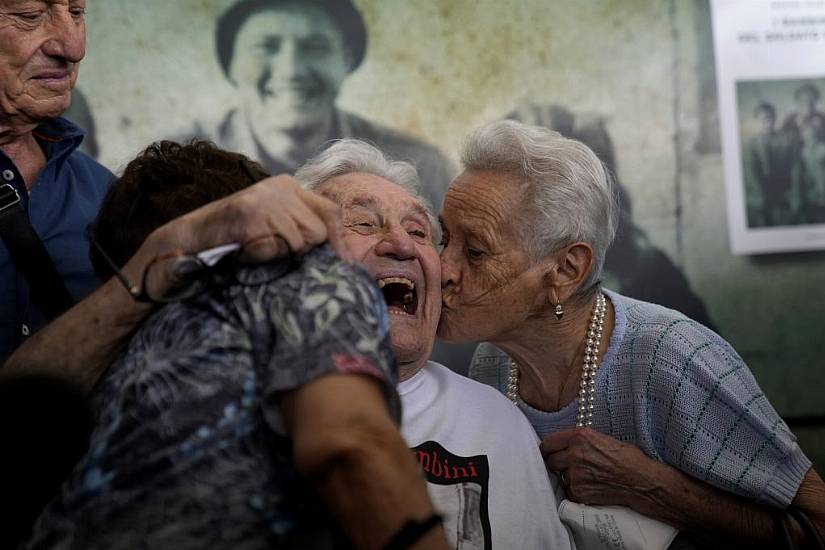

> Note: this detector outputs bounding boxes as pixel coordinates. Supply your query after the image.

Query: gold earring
[554,302,564,320]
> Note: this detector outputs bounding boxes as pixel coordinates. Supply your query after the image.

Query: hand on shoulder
[131,175,353,298]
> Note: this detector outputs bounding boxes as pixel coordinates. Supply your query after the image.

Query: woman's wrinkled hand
[122,175,352,303]
[154,174,352,262]
[540,427,669,513]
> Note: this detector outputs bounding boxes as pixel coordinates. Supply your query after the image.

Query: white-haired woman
[438,120,825,547]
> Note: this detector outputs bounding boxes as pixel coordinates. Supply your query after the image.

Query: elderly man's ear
[540,242,594,304]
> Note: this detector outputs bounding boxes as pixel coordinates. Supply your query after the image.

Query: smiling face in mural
[228,2,352,144]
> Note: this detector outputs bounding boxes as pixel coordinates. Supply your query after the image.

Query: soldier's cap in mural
[215,0,368,79]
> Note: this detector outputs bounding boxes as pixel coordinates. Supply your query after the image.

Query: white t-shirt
[399,361,573,550]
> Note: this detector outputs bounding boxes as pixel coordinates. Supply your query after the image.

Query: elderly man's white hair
[461,119,619,294]
[295,139,440,242]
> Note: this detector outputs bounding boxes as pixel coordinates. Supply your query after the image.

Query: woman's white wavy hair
[461,119,619,294]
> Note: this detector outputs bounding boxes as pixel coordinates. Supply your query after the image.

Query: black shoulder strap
[0,183,74,320]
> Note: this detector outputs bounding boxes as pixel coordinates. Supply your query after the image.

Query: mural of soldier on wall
[173,0,454,211]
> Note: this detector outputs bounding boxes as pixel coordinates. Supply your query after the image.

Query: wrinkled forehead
[320,173,433,225]
[443,169,527,220]
[439,169,529,247]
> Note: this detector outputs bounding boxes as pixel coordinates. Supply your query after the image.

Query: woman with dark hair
[25,140,448,550]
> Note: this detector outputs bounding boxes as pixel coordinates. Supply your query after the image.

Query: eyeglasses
[89,233,242,304]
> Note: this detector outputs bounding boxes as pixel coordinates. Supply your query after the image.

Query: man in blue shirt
[0,117,113,360]
[0,1,112,361]
[0,1,347,372]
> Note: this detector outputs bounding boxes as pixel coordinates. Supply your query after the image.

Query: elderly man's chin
[388,321,433,366]
[15,90,73,124]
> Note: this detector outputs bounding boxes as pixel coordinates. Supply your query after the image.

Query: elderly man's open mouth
[376,274,419,316]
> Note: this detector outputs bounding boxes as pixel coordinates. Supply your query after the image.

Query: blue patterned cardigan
[469,289,811,508]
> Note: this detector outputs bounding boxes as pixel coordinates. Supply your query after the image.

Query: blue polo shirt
[0,117,113,361]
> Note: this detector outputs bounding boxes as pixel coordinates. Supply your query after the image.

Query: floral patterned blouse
[26,246,399,550]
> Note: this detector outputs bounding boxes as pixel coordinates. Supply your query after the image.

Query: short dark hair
[754,102,776,120]
[794,82,821,102]
[89,140,268,280]
[215,0,367,81]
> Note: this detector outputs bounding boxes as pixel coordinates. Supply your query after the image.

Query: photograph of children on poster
[711,0,825,254]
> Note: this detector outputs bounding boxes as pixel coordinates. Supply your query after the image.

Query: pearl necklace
[506,293,607,428]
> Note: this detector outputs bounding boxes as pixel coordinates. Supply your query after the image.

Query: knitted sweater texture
[469,289,810,508]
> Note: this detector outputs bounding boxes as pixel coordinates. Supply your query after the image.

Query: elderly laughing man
[294,140,571,550]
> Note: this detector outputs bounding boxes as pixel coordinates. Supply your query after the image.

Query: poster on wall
[711,0,825,254]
